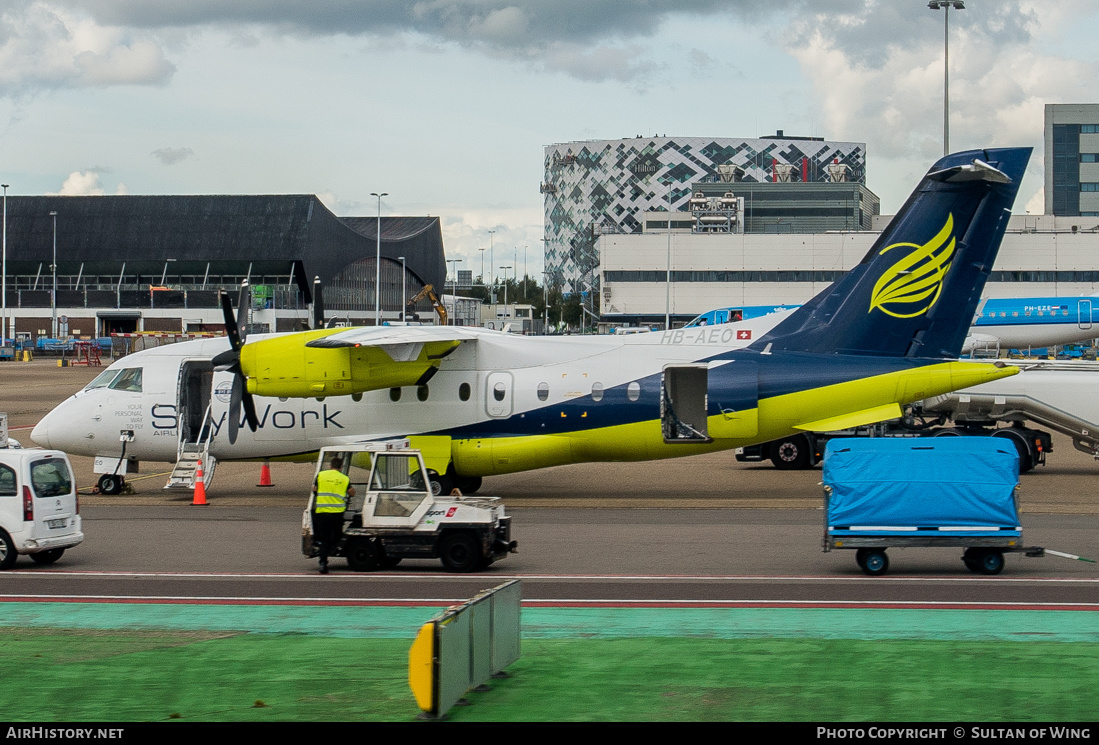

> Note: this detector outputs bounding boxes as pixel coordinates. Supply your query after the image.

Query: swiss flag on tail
[737,330,752,340]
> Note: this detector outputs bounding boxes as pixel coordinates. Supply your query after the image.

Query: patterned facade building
[542,135,867,291]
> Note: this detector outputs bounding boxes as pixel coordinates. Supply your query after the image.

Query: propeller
[312,276,325,330]
[212,283,259,444]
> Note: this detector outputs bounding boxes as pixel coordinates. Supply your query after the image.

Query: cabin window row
[384,380,644,403]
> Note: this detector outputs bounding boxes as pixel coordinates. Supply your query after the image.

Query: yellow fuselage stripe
[448,361,1018,477]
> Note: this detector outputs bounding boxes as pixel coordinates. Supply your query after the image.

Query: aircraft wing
[305,326,481,360]
[240,325,480,399]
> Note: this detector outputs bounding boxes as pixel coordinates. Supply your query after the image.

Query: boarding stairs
[164,405,217,490]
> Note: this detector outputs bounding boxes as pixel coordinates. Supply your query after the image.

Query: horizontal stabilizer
[794,403,903,432]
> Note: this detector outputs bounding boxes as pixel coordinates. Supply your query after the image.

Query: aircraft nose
[30,416,51,448]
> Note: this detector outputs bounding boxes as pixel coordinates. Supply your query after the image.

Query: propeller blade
[219,292,242,351]
[228,374,242,445]
[241,387,259,433]
[237,280,250,343]
[312,276,324,330]
[211,349,237,370]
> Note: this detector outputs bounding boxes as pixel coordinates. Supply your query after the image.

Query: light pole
[446,258,462,325]
[665,178,673,330]
[487,229,496,318]
[478,248,486,285]
[499,266,512,322]
[540,269,549,334]
[1,184,7,345]
[49,210,58,339]
[398,256,406,321]
[929,1,965,156]
[370,192,387,325]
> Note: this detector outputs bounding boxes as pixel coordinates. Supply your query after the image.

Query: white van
[0,449,83,569]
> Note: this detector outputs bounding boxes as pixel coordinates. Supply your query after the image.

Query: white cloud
[437,207,545,282]
[0,2,175,97]
[53,170,106,195]
[784,2,1099,210]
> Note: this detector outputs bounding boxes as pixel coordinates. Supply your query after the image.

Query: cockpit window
[109,368,143,392]
[86,369,121,390]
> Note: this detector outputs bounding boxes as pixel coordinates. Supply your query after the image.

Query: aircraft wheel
[29,549,65,565]
[439,532,482,573]
[98,474,124,495]
[0,530,17,570]
[426,469,452,496]
[860,549,889,576]
[345,539,379,572]
[770,435,811,470]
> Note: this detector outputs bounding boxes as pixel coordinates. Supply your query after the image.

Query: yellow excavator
[407,284,447,325]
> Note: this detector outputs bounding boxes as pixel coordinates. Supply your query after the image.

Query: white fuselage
[32,312,793,465]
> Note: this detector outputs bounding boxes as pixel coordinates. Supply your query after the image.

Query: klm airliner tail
[751,147,1031,359]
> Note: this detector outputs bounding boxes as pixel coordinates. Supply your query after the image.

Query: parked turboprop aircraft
[34,148,1031,496]
[688,296,1099,355]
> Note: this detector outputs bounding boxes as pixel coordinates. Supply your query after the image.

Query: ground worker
[313,455,355,574]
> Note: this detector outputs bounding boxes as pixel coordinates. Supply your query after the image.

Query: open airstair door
[662,365,712,443]
[662,360,761,443]
[177,360,214,447]
[166,359,215,490]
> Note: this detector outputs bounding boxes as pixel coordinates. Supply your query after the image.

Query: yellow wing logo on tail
[869,214,957,318]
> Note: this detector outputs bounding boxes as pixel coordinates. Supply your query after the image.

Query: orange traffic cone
[191,459,209,506]
[257,460,274,488]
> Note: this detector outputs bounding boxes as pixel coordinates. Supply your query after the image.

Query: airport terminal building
[0,195,447,341]
[599,213,1099,327]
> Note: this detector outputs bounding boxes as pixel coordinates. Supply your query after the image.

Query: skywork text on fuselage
[151,403,344,435]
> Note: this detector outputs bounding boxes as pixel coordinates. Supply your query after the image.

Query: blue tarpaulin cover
[823,438,1020,537]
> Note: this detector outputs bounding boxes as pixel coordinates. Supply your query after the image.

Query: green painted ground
[1,603,1096,722]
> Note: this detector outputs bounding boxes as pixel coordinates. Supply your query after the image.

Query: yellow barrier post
[408,622,436,717]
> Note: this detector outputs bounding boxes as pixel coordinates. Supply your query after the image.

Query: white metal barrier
[408,580,521,719]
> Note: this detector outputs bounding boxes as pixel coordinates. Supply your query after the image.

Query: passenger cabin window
[591,382,604,402]
[627,382,641,401]
[459,382,471,401]
[417,385,429,402]
[109,368,143,392]
[493,382,506,402]
[30,458,72,498]
[0,465,16,497]
[537,382,549,401]
[390,388,401,402]
[86,369,121,390]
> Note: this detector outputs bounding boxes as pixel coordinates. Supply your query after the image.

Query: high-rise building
[542,134,866,292]
[1045,103,1099,216]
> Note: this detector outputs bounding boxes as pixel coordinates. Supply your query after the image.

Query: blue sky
[1,1,1097,282]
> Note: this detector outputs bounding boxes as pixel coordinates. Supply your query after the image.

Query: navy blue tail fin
[749,147,1031,359]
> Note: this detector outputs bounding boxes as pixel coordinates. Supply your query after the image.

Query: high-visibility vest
[315,469,350,513]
